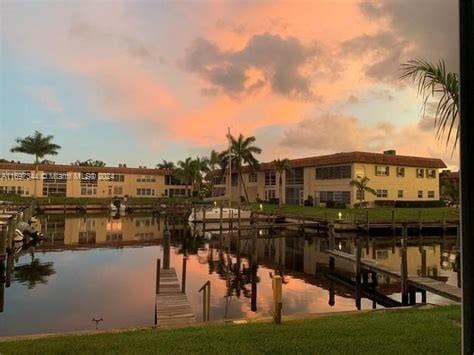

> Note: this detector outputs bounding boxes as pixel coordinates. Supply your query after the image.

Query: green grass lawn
[0,306,460,354]
[248,203,459,222]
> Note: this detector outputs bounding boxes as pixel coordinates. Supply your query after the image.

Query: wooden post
[328,256,335,306]
[355,237,362,310]
[181,256,187,293]
[418,210,423,235]
[193,206,197,236]
[365,210,370,234]
[163,230,170,270]
[272,275,283,324]
[391,210,395,233]
[328,224,335,250]
[202,207,206,234]
[206,283,211,321]
[0,226,7,259]
[238,204,241,240]
[156,258,161,294]
[421,249,427,277]
[219,205,223,235]
[401,224,409,306]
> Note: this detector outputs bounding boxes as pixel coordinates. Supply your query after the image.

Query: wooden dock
[155,268,196,327]
[326,249,461,302]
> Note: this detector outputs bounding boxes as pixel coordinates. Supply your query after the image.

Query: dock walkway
[326,249,461,302]
[155,268,196,327]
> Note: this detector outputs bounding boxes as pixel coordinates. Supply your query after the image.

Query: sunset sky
[0,0,459,168]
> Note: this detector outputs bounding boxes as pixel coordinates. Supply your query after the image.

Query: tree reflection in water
[13,255,55,289]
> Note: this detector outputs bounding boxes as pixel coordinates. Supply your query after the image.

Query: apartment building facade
[210,151,447,207]
[0,162,191,198]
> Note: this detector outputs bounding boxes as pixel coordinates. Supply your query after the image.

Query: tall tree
[273,158,292,206]
[207,150,222,193]
[225,133,262,203]
[11,131,61,196]
[175,157,194,197]
[156,160,175,170]
[400,58,459,148]
[10,131,61,164]
[72,159,106,167]
[350,177,377,208]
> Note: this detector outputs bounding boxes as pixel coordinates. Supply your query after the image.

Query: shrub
[326,200,347,209]
[374,200,396,208]
[304,195,314,206]
[268,197,279,205]
[394,200,444,208]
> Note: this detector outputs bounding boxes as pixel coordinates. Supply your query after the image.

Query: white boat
[110,203,126,213]
[188,207,251,223]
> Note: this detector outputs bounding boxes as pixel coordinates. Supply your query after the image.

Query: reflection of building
[224,235,447,287]
[38,215,186,247]
[210,151,446,206]
[0,162,190,198]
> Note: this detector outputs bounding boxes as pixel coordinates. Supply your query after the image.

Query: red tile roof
[209,151,446,176]
[0,162,171,175]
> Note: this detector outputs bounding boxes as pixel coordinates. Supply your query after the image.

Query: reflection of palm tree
[13,258,55,289]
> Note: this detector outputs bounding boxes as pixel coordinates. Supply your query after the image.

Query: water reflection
[0,213,459,336]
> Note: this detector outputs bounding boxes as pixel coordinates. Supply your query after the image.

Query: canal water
[0,213,459,336]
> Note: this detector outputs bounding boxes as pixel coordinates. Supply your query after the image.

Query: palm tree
[11,131,61,164]
[350,177,377,208]
[226,133,262,203]
[208,150,221,171]
[11,131,61,196]
[273,158,291,206]
[191,157,209,195]
[400,58,459,148]
[13,257,56,289]
[72,159,106,167]
[175,157,194,197]
[156,160,175,170]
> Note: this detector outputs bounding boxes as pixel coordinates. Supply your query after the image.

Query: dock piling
[272,275,283,324]
[401,224,409,306]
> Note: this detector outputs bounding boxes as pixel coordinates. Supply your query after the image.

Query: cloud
[342,0,459,82]
[25,86,62,113]
[279,112,459,168]
[184,33,318,100]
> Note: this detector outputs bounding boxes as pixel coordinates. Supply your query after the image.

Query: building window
[265,171,276,186]
[249,173,258,183]
[428,190,435,198]
[315,165,351,180]
[318,191,351,204]
[426,169,436,178]
[43,171,68,196]
[418,190,423,198]
[136,188,155,196]
[375,166,390,176]
[396,167,405,177]
[107,174,124,182]
[286,167,304,185]
[137,175,156,183]
[231,173,239,187]
[0,186,29,196]
[376,189,388,198]
[416,169,425,178]
[113,186,123,195]
[212,176,225,185]
[265,189,276,201]
[398,190,404,198]
[165,175,184,185]
[356,189,365,201]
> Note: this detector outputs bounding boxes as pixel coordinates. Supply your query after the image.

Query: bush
[268,197,279,205]
[353,201,370,209]
[394,200,444,208]
[326,200,346,209]
[304,195,314,206]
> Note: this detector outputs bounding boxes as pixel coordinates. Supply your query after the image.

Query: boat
[188,207,252,223]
